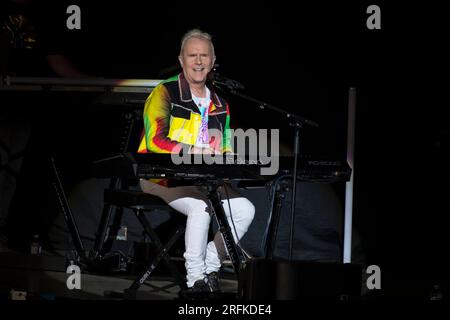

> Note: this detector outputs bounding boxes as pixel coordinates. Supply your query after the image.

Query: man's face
[179,37,215,86]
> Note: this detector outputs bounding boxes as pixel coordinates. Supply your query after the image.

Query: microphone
[211,72,245,90]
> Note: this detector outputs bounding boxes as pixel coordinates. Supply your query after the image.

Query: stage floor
[0,251,238,300]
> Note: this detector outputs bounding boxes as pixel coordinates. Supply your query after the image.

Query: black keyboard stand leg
[206,180,242,275]
[101,206,125,256]
[90,177,121,260]
[265,179,289,259]
[50,157,86,263]
[123,209,186,299]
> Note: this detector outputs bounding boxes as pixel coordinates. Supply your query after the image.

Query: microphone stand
[216,83,318,261]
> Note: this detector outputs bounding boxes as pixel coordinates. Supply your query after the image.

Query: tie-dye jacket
[138,73,232,154]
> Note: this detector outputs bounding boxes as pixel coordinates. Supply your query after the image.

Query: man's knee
[236,198,255,222]
[187,200,211,219]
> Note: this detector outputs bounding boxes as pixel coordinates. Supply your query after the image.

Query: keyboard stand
[204,179,242,275]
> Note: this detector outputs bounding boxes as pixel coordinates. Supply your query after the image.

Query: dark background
[2,0,449,297]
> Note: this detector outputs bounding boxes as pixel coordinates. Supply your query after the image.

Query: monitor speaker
[238,258,362,300]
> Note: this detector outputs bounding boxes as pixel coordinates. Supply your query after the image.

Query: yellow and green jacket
[138,73,232,154]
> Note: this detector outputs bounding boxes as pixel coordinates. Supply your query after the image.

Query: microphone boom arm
[226,89,319,128]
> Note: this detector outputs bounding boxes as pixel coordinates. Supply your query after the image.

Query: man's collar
[178,72,223,108]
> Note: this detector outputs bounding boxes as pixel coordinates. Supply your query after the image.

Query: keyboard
[92,153,351,182]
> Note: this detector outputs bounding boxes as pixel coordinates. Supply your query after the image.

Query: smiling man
[138,29,230,154]
[138,29,255,297]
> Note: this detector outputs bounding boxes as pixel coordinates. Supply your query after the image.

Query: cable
[259,174,292,256]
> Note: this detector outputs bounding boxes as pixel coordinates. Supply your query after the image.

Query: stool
[103,189,186,299]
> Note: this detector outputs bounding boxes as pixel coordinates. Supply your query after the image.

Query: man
[138,29,255,294]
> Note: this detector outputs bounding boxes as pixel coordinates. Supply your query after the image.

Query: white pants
[169,197,255,287]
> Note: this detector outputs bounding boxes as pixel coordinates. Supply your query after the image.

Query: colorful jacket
[138,73,232,154]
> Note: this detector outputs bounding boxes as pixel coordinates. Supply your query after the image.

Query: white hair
[179,29,215,57]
